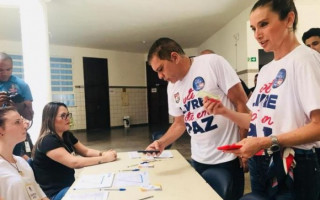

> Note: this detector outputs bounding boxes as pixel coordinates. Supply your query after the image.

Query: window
[50,57,75,106]
[10,55,75,106]
[10,54,24,79]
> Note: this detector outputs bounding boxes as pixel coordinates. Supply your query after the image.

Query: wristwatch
[267,135,280,154]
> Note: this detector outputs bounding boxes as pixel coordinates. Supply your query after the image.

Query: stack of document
[72,173,114,190]
[113,171,149,187]
[63,191,108,200]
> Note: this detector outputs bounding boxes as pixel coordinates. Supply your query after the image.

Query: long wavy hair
[32,102,68,157]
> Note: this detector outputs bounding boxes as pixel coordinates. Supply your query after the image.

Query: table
[63,150,222,200]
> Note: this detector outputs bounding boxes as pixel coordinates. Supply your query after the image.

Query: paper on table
[73,173,114,190]
[128,151,140,159]
[156,150,173,158]
[63,191,109,200]
[113,171,149,187]
[142,150,173,160]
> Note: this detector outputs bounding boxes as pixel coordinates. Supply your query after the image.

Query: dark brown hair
[32,102,68,157]
[251,0,298,31]
[0,106,17,129]
[147,37,185,65]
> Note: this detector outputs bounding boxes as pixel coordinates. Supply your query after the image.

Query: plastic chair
[240,193,268,200]
[201,168,232,199]
[152,131,172,149]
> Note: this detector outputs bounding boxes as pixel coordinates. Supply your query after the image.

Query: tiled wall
[69,87,86,130]
[69,87,148,130]
[109,87,148,127]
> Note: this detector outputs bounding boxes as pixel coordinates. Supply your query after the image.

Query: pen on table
[100,188,126,191]
[127,162,148,168]
[73,187,126,191]
[138,195,154,200]
[120,168,140,172]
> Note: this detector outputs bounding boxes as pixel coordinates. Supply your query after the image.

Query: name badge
[25,141,31,153]
[25,184,41,200]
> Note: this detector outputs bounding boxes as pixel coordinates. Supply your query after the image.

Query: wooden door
[83,57,110,131]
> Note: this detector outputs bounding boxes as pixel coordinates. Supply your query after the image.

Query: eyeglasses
[59,112,72,120]
[17,116,31,130]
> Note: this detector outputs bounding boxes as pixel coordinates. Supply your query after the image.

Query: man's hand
[0,91,13,107]
[203,96,226,115]
[239,157,249,173]
[145,140,164,156]
[16,101,33,120]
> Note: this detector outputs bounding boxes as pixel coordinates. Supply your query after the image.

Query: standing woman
[203,0,320,199]
[0,106,49,200]
[33,102,117,200]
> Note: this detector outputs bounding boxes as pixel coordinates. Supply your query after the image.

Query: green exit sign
[248,57,257,62]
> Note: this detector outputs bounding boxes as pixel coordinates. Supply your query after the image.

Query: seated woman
[32,102,117,200]
[0,106,49,200]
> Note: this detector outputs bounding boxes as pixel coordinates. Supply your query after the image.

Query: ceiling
[1,0,261,53]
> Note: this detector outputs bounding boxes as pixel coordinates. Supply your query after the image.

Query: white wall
[0,40,146,87]
[198,6,253,72]
[49,45,146,87]
[295,2,320,43]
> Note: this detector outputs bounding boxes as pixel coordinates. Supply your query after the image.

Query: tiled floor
[73,125,251,194]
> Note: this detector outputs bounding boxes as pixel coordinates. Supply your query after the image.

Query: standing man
[0,52,34,160]
[303,28,320,200]
[302,28,320,53]
[146,38,248,200]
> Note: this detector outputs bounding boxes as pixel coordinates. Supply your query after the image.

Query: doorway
[258,49,274,70]
[146,62,169,130]
[83,57,110,132]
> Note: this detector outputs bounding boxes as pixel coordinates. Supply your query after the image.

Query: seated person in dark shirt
[32,102,117,200]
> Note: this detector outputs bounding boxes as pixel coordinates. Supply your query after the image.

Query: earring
[288,26,293,32]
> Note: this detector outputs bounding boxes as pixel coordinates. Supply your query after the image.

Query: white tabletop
[63,149,222,200]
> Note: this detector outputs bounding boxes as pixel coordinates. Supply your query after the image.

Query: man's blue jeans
[192,158,244,200]
[248,151,320,200]
[51,187,70,200]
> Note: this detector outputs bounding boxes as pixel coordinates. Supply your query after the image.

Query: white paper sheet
[156,150,173,158]
[63,191,109,200]
[113,171,149,187]
[73,173,114,190]
[143,150,173,161]
[128,151,140,159]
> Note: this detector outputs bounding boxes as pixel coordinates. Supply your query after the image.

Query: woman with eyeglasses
[32,102,117,200]
[204,0,320,199]
[0,106,49,200]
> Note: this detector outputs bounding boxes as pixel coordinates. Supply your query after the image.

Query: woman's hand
[101,149,117,162]
[223,137,266,162]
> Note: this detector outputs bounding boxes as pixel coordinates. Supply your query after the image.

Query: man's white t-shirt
[0,156,46,200]
[247,45,320,150]
[168,54,240,164]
